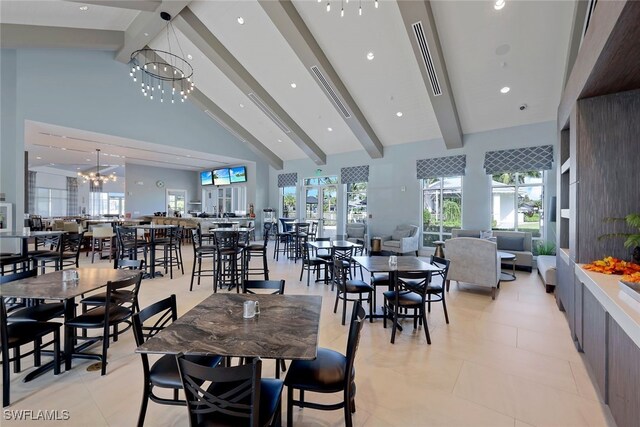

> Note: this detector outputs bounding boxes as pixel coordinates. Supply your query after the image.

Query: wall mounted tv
[212,168,231,186]
[229,166,247,183]
[200,170,213,186]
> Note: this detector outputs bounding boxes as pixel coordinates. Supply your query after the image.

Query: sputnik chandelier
[321,0,379,17]
[77,149,117,184]
[128,11,194,104]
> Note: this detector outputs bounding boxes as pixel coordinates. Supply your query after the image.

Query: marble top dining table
[352,256,442,274]
[0,230,64,257]
[308,240,363,250]
[137,293,322,360]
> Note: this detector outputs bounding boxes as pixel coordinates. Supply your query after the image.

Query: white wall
[269,121,558,245]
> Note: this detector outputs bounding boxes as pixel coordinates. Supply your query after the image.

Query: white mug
[388,255,398,269]
[243,300,260,318]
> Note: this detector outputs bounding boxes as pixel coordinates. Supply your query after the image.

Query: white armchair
[445,237,501,299]
[381,224,419,255]
[345,223,368,247]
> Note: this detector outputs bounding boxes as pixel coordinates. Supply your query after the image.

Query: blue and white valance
[341,165,369,184]
[484,145,553,174]
[277,172,297,188]
[416,155,466,179]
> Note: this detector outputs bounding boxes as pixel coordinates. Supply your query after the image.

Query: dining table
[130,224,176,278]
[137,293,322,362]
[0,267,140,380]
[352,255,443,319]
[0,230,64,258]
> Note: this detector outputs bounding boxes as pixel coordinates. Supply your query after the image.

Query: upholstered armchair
[345,223,367,246]
[380,224,419,255]
[445,237,501,299]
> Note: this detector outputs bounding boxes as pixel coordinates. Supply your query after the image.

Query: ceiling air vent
[411,21,442,96]
[247,93,291,133]
[310,66,351,118]
[204,110,246,143]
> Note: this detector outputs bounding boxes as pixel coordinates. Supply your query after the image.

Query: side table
[498,251,517,281]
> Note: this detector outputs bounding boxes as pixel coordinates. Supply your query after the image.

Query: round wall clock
[156,180,165,188]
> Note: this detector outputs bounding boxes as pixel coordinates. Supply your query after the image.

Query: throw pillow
[457,230,481,238]
[392,229,411,240]
[497,236,525,252]
[480,230,493,239]
[347,225,365,238]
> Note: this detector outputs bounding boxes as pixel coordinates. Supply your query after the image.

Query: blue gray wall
[269,121,558,245]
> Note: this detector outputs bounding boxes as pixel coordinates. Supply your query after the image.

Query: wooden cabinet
[581,285,607,401]
[556,254,575,338]
[607,318,640,427]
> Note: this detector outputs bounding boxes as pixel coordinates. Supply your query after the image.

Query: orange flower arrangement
[583,256,640,275]
[622,272,640,283]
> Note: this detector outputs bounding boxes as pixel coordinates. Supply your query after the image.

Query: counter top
[575,264,640,347]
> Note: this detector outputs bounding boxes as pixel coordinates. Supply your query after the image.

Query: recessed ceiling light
[494,0,505,10]
[396,111,403,117]
[237,17,245,25]
[290,83,297,88]
[76,167,81,170]
[61,147,67,150]
[49,163,55,166]
[187,54,193,60]
[79,5,89,11]
[144,32,149,37]
[176,157,181,160]
[36,156,42,160]
[367,52,375,61]
[500,86,511,94]
[186,154,191,158]
[277,139,282,143]
[327,127,333,132]
[86,158,91,162]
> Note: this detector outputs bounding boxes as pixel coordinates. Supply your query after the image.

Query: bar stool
[189,228,216,292]
[213,230,242,292]
[273,223,291,261]
[244,224,271,281]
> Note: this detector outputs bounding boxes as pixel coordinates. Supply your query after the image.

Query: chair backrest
[242,280,285,295]
[63,232,85,255]
[0,268,37,284]
[294,223,309,235]
[395,271,431,297]
[332,245,353,264]
[116,258,144,270]
[63,222,80,232]
[214,230,239,250]
[430,256,451,287]
[176,355,263,427]
[332,258,350,289]
[344,302,366,390]
[104,272,143,314]
[92,226,113,239]
[132,294,177,347]
[345,223,366,239]
[263,222,273,245]
[445,237,499,286]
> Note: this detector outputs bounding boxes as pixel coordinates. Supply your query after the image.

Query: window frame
[280,186,297,219]
[345,182,367,225]
[35,187,68,217]
[421,176,463,248]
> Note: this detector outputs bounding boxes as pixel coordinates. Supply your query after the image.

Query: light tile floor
[2,244,617,427]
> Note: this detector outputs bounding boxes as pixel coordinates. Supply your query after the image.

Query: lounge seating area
[451,229,534,271]
[380,224,420,255]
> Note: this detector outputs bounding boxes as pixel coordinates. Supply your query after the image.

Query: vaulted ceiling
[1,0,574,170]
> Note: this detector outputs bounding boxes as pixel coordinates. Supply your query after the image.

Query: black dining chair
[213,230,242,292]
[244,225,271,281]
[383,270,433,344]
[425,256,451,324]
[284,302,365,427]
[176,355,284,427]
[65,272,143,375]
[189,228,216,292]
[80,259,144,314]
[0,269,65,322]
[273,222,290,262]
[300,242,328,287]
[1,297,61,407]
[132,295,223,427]
[332,260,373,325]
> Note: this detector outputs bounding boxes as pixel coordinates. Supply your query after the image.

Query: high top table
[129,224,176,278]
[0,268,140,379]
[0,230,64,258]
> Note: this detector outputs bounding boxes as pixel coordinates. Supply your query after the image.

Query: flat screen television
[200,170,213,186]
[229,166,247,183]
[212,168,231,186]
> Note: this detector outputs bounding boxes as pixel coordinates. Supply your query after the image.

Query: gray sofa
[381,224,419,255]
[451,229,533,271]
[537,255,557,293]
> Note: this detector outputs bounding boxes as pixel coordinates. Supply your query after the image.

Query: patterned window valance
[416,155,466,179]
[277,172,297,188]
[66,177,79,216]
[484,145,554,174]
[341,165,369,184]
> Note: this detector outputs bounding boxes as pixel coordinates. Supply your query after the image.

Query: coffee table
[498,251,517,281]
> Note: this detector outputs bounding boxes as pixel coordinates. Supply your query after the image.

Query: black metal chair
[383,270,433,344]
[289,223,309,262]
[59,232,85,269]
[244,225,271,281]
[284,302,365,427]
[332,260,373,325]
[425,256,451,324]
[154,226,184,279]
[65,272,143,375]
[189,228,216,292]
[0,269,64,322]
[132,295,222,427]
[1,297,61,407]
[242,280,285,295]
[330,245,354,289]
[80,259,144,314]
[213,230,242,292]
[299,242,328,287]
[176,355,284,427]
[273,223,290,262]
[115,226,148,267]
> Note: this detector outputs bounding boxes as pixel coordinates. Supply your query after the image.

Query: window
[35,188,68,217]
[89,192,125,216]
[491,171,543,238]
[217,186,246,215]
[421,177,462,247]
[346,182,367,224]
[280,186,297,218]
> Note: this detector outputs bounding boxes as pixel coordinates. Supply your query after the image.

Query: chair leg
[3,348,10,407]
[101,331,109,376]
[421,307,431,344]
[344,389,353,427]
[34,337,42,367]
[333,291,340,314]
[137,383,149,427]
[53,329,60,375]
[443,297,450,324]
[286,386,294,427]
[190,256,197,291]
[390,306,398,344]
[262,250,269,280]
[342,294,347,326]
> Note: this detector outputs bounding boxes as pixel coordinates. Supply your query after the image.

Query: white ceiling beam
[135,49,284,170]
[174,7,327,165]
[397,0,463,149]
[259,0,384,159]
[66,1,161,12]
[0,24,123,50]
[114,1,191,63]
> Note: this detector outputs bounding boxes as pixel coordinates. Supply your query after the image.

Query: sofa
[345,223,368,248]
[451,229,533,271]
[537,255,557,293]
[381,224,419,255]
[446,237,501,299]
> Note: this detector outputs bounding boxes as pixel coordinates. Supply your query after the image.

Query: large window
[422,177,462,247]
[346,182,367,224]
[90,192,125,216]
[35,188,68,217]
[491,171,543,238]
[280,186,297,218]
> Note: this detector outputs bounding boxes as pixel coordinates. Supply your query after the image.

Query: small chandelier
[78,149,117,185]
[321,0,379,17]
[128,11,194,104]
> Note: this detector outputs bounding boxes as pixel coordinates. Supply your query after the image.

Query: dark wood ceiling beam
[397,0,463,149]
[259,0,384,159]
[174,7,327,165]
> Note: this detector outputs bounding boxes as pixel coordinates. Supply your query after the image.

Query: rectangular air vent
[204,110,246,143]
[247,93,291,133]
[310,66,351,118]
[411,21,442,96]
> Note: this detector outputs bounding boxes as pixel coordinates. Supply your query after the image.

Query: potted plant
[599,213,640,263]
[534,240,556,256]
